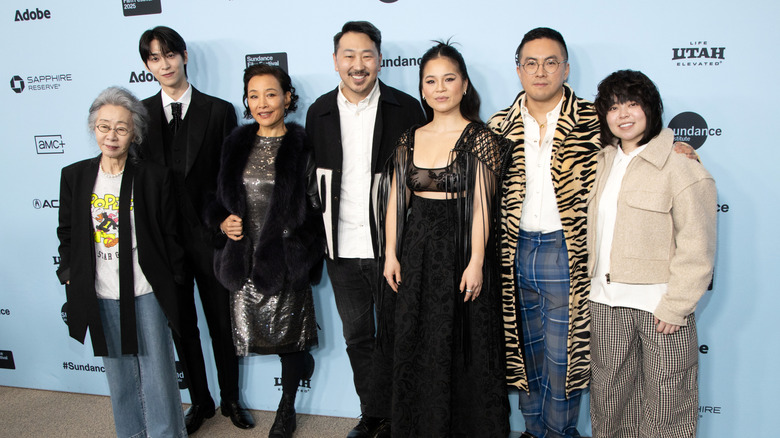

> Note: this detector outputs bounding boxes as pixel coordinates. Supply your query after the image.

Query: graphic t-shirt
[91,167,153,300]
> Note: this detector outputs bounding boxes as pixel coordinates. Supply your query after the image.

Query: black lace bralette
[406,156,463,193]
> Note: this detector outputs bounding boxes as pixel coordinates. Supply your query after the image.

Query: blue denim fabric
[515,229,582,438]
[99,294,186,438]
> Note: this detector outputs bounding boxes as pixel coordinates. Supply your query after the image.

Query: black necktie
[170,102,182,133]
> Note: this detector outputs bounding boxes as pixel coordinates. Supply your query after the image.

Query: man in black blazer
[137,26,254,433]
[306,21,425,438]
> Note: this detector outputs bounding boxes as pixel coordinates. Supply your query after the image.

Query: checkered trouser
[515,229,582,438]
[589,301,699,438]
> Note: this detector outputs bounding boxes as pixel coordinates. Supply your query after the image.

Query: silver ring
[465,289,473,293]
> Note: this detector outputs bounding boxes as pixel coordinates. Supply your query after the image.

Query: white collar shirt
[590,144,667,313]
[335,80,381,258]
[161,84,193,123]
[519,94,564,232]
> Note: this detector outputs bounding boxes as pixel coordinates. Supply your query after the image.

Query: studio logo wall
[14,8,51,21]
[129,70,158,84]
[176,361,187,389]
[672,41,725,67]
[668,112,722,150]
[0,350,16,370]
[273,376,312,393]
[33,198,59,209]
[122,0,162,16]
[381,55,422,69]
[246,52,288,73]
[10,74,73,93]
[35,135,65,154]
[10,75,24,93]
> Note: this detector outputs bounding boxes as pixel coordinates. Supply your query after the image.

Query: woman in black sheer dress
[379,42,510,437]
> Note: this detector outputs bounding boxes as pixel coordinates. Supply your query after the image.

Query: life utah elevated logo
[672,41,725,67]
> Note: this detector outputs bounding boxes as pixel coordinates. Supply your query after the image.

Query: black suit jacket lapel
[185,87,210,178]
[145,92,166,164]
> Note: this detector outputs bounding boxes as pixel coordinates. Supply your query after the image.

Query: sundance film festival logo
[122,0,162,16]
[35,135,65,154]
[246,53,288,73]
[672,41,725,67]
[10,74,72,93]
[668,111,722,149]
[381,55,422,69]
[0,350,16,370]
[33,198,59,209]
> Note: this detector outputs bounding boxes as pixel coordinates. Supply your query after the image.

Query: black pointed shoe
[184,403,215,435]
[269,393,297,438]
[221,400,255,429]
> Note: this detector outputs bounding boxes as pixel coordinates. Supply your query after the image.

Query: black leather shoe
[269,393,297,438]
[184,403,215,435]
[373,418,391,438]
[221,400,255,429]
[346,416,381,438]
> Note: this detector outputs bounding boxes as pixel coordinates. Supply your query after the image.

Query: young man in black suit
[137,26,254,434]
[306,21,425,438]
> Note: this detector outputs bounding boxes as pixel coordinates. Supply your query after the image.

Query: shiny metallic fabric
[230,135,318,356]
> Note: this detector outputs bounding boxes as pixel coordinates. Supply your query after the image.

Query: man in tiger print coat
[487,27,600,438]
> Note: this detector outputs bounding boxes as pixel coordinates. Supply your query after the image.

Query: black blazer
[139,86,237,240]
[305,80,425,259]
[56,157,185,356]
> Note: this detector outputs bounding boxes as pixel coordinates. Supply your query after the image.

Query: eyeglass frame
[95,124,131,136]
[516,57,568,75]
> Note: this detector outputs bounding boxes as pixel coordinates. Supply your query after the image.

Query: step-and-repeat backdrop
[1,1,777,436]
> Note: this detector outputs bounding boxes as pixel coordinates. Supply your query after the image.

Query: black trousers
[173,231,239,405]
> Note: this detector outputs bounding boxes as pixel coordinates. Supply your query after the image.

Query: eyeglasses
[519,58,567,75]
[96,124,130,136]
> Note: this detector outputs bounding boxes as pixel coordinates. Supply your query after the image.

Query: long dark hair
[418,40,481,123]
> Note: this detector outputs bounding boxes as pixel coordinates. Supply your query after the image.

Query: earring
[463,91,467,95]
[422,96,426,101]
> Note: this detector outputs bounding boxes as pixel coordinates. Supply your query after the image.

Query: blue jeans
[99,294,186,438]
[515,229,581,438]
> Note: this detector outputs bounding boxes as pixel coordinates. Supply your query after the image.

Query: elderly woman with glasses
[56,86,187,437]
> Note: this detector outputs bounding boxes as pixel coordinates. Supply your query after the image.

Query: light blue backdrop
[1,1,778,436]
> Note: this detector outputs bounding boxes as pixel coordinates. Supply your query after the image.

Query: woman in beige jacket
[587,70,717,438]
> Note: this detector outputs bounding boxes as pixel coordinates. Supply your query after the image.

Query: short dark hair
[333,21,381,54]
[515,27,568,66]
[595,69,664,147]
[242,63,299,119]
[139,26,188,76]
[418,40,481,124]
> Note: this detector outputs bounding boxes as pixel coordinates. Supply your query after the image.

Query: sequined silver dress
[230,135,318,356]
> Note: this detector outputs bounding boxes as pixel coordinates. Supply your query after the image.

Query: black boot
[268,393,296,438]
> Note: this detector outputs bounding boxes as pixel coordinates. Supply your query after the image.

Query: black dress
[379,123,510,437]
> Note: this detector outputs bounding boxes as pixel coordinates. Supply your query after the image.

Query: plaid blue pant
[515,229,582,438]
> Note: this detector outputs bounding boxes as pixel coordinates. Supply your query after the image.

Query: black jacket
[205,122,325,294]
[139,87,237,244]
[305,80,425,259]
[56,157,185,356]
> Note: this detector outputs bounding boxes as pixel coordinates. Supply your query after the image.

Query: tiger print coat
[487,84,601,395]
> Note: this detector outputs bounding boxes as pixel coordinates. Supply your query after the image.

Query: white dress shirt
[590,144,668,312]
[519,95,564,232]
[335,80,381,258]
[161,84,193,122]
